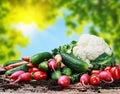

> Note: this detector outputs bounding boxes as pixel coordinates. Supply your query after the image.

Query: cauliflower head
[73,34,112,63]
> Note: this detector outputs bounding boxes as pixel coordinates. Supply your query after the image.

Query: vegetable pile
[2,34,120,87]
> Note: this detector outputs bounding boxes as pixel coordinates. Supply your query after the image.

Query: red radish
[34,71,47,80]
[110,66,120,80]
[80,74,90,87]
[58,75,70,87]
[22,56,30,62]
[99,71,113,83]
[8,71,25,80]
[48,59,58,70]
[90,75,100,85]
[10,72,31,84]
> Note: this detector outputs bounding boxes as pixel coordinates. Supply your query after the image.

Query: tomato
[104,66,112,72]
[110,66,120,80]
[91,70,102,75]
[34,71,47,80]
[28,67,40,73]
[90,75,100,85]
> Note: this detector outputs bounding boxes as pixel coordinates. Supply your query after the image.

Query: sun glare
[12,22,38,36]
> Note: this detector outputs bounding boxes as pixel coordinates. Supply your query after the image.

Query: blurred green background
[0,0,120,64]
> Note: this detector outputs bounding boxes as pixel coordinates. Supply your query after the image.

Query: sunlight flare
[12,22,38,36]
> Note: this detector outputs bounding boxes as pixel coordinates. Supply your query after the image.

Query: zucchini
[31,52,52,64]
[5,64,29,76]
[61,52,89,73]
[3,60,23,67]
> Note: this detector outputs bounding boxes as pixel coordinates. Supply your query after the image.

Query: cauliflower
[73,34,112,63]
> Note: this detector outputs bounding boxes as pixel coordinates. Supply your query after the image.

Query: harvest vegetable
[34,71,47,80]
[110,66,120,80]
[4,60,23,67]
[58,75,71,87]
[51,70,62,80]
[99,71,113,83]
[61,52,89,73]
[31,52,52,64]
[80,74,90,87]
[28,67,40,73]
[54,54,62,63]
[5,61,28,70]
[69,73,81,83]
[39,61,48,71]
[62,67,72,76]
[8,71,25,80]
[48,59,58,70]
[22,56,30,62]
[5,64,29,76]
[91,70,102,75]
[11,72,31,84]
[73,34,113,62]
[104,66,112,72]
[90,75,100,85]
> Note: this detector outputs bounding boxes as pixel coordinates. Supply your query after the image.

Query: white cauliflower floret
[73,34,112,63]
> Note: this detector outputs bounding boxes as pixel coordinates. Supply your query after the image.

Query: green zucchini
[3,60,23,67]
[31,52,52,64]
[5,64,29,76]
[61,52,89,73]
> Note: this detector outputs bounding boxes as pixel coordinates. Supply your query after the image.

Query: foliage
[0,0,120,64]
[0,0,58,64]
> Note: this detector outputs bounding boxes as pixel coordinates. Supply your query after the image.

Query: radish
[54,54,62,63]
[48,59,58,70]
[80,74,90,87]
[99,71,114,83]
[58,75,70,87]
[10,72,31,84]
[8,71,25,80]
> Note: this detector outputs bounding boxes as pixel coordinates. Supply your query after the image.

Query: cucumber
[61,52,89,73]
[5,64,29,76]
[3,60,23,67]
[31,52,52,64]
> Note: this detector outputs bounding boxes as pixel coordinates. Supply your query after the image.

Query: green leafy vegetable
[90,53,115,70]
[52,40,77,56]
